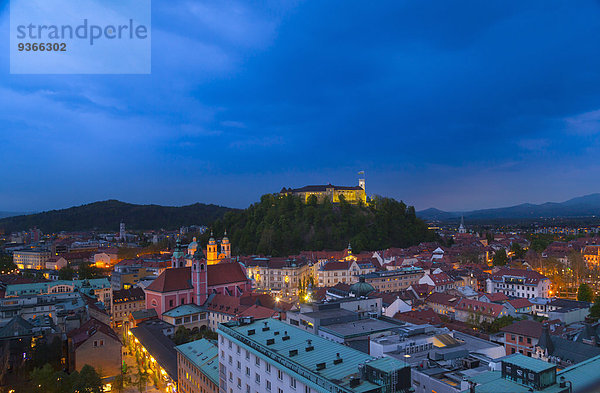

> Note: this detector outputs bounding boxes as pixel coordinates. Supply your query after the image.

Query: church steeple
[221,230,231,259]
[207,230,219,265]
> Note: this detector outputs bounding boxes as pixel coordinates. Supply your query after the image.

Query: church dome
[222,230,229,243]
[208,230,216,245]
[349,276,374,297]
[188,237,198,254]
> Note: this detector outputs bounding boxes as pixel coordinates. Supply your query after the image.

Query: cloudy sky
[2,0,600,212]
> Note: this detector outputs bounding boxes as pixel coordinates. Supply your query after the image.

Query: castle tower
[221,230,231,259]
[119,221,126,241]
[358,171,366,192]
[191,247,207,305]
[207,231,219,265]
[171,238,185,268]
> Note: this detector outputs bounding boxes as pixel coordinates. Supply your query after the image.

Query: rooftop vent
[266,338,275,345]
[248,329,255,336]
[274,331,280,336]
[289,349,298,357]
[316,362,326,371]
[262,321,270,331]
[333,353,343,365]
[349,377,361,388]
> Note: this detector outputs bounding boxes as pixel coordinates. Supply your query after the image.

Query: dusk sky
[3,1,600,212]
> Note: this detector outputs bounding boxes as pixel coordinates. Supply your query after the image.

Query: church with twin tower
[145,232,251,318]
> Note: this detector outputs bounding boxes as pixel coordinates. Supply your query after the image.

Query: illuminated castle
[280,174,367,204]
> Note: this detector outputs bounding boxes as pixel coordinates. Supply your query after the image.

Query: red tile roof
[480,293,509,303]
[506,298,532,309]
[67,317,120,349]
[491,268,548,285]
[426,292,462,307]
[500,320,542,338]
[145,267,192,293]
[428,272,453,285]
[456,299,505,318]
[207,262,248,286]
[321,260,351,271]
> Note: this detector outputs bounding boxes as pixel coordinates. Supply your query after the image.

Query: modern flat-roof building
[175,338,219,393]
[218,318,411,393]
[12,249,50,270]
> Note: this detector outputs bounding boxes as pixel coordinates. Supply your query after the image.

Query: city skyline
[3,1,600,212]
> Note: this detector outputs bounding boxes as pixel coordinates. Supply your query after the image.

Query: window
[290,377,296,389]
[228,355,232,365]
[246,367,250,376]
[237,361,241,370]
[255,373,260,384]
[255,356,260,366]
[266,380,272,391]
[527,337,531,344]
[278,389,284,393]
[245,350,250,360]
[278,370,283,380]
[237,378,241,388]
[265,363,271,373]
[169,299,174,307]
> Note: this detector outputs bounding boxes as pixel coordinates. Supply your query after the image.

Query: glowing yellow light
[275,297,280,303]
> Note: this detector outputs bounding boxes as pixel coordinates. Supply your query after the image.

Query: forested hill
[201,194,437,256]
[0,200,232,233]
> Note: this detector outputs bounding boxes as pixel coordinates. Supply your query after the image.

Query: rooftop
[162,303,204,318]
[219,318,409,393]
[503,353,555,373]
[175,339,219,386]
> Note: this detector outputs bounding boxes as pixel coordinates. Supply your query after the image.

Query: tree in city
[0,252,16,273]
[492,249,508,266]
[589,296,600,321]
[78,262,102,279]
[30,364,102,393]
[510,243,526,259]
[132,364,149,393]
[58,266,75,280]
[568,251,588,283]
[577,283,594,302]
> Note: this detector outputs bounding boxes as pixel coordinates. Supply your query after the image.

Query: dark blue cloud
[2,0,600,211]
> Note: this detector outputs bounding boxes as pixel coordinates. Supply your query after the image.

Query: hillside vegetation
[0,200,232,233]
[201,194,436,256]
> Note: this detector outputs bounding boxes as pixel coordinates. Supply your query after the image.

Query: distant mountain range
[0,200,233,233]
[417,193,600,221]
[0,211,27,219]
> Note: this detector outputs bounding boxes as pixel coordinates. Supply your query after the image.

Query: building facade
[176,339,219,393]
[363,266,423,293]
[13,249,50,270]
[487,268,551,299]
[280,181,367,204]
[112,287,145,332]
